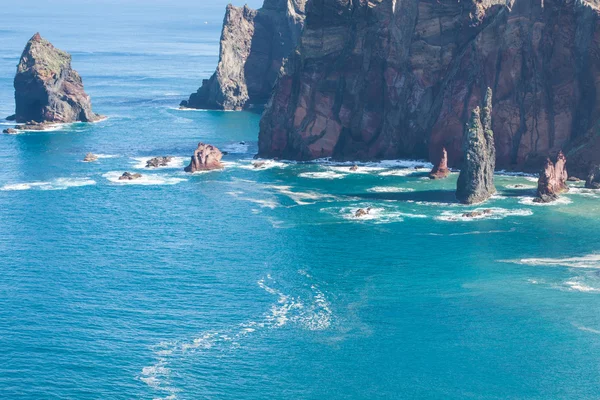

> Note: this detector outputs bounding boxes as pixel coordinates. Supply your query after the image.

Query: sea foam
[103,171,186,185]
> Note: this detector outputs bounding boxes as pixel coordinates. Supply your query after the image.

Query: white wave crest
[367,186,415,193]
[237,160,287,171]
[435,207,533,222]
[1,178,96,191]
[518,196,572,206]
[268,185,338,205]
[103,171,186,185]
[131,156,187,170]
[505,254,600,269]
[298,171,346,180]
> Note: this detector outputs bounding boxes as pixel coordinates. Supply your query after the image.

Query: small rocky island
[184,143,224,172]
[4,33,102,132]
[456,89,496,205]
[429,148,450,180]
[535,152,569,203]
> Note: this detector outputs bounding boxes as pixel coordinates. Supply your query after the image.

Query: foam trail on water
[298,171,346,180]
[103,171,186,185]
[1,178,96,191]
[503,254,600,269]
[140,273,332,399]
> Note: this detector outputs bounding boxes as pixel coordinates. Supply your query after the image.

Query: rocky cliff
[181,0,306,111]
[10,33,101,124]
[456,89,496,204]
[258,0,600,176]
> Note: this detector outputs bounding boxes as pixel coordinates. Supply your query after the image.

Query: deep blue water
[2,2,600,399]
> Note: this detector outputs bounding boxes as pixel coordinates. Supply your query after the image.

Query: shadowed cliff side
[181,0,306,111]
[258,0,600,176]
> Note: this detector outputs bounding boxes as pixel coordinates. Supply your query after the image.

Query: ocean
[1,1,600,399]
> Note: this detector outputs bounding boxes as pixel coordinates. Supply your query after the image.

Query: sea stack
[180,1,306,111]
[456,88,496,205]
[429,148,450,180]
[9,33,102,125]
[586,165,600,189]
[535,151,569,203]
[184,143,224,173]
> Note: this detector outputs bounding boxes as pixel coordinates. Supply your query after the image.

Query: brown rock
[184,143,223,173]
[355,208,371,218]
[429,147,450,180]
[12,33,103,124]
[3,128,17,134]
[253,161,267,169]
[350,165,359,171]
[258,0,600,173]
[535,152,569,202]
[119,172,142,181]
[83,153,98,162]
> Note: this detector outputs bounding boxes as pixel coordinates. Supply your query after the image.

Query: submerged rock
[3,128,17,134]
[586,165,600,189]
[146,157,172,168]
[535,152,569,203]
[456,88,496,204]
[184,143,223,173]
[83,153,98,162]
[119,172,142,181]
[181,1,306,111]
[350,165,359,172]
[11,33,102,124]
[429,147,450,180]
[252,161,266,169]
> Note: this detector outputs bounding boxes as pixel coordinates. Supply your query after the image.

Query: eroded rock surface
[11,33,102,124]
[184,143,224,172]
[429,147,450,180]
[146,157,172,168]
[586,165,600,189]
[535,151,569,202]
[258,0,600,173]
[181,0,306,110]
[456,89,496,204]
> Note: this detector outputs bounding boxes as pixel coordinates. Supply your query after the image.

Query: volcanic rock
[184,143,223,173]
[429,147,450,180]
[586,165,600,189]
[83,153,98,162]
[11,33,102,124]
[355,208,371,218]
[535,152,569,202]
[456,89,496,204]
[146,157,172,168]
[119,172,142,181]
[257,0,600,174]
[181,1,306,111]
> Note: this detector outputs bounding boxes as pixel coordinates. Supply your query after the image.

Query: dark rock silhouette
[586,165,600,189]
[181,1,306,110]
[119,172,142,181]
[146,157,172,168]
[456,88,496,204]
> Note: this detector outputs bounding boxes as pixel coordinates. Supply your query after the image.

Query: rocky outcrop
[535,151,569,202]
[181,0,306,111]
[429,147,450,179]
[456,89,496,204]
[10,33,102,124]
[146,157,172,168]
[119,172,142,181]
[184,143,224,172]
[586,165,600,189]
[258,0,600,173]
[83,153,98,162]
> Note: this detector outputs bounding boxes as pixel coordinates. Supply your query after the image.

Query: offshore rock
[181,1,306,111]
[456,89,496,204]
[119,172,142,181]
[83,153,98,162]
[428,147,450,180]
[12,33,102,124]
[184,143,224,173]
[586,165,600,189]
[258,0,600,173]
[146,157,172,168]
[535,151,569,202]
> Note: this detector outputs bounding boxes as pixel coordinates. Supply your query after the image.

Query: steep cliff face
[258,0,600,175]
[181,0,306,111]
[11,33,101,124]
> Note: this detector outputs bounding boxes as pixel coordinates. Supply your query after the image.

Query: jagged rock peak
[429,147,450,180]
[456,88,496,204]
[180,0,306,111]
[535,151,569,202]
[11,33,102,124]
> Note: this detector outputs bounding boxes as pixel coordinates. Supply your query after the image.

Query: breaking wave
[1,178,96,191]
[504,254,600,269]
[103,171,186,185]
[435,207,533,222]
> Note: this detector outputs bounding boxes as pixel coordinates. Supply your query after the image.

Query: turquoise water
[2,2,600,399]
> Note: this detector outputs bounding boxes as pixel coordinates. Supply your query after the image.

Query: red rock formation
[184,143,224,173]
[535,151,569,202]
[258,0,600,174]
[428,147,450,180]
